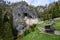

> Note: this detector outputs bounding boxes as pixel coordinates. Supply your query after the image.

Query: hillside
[22,19,60,40]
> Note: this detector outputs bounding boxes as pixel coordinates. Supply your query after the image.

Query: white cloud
[4,0,58,6]
[23,0,58,6]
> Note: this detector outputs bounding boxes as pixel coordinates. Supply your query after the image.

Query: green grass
[37,20,60,30]
[53,20,60,30]
[22,29,60,40]
[37,21,46,28]
[21,20,60,40]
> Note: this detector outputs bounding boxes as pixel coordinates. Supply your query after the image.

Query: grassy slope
[22,20,60,40]
[53,20,60,30]
[37,20,60,30]
[22,30,60,40]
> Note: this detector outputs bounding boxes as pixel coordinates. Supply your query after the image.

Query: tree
[3,22,13,40]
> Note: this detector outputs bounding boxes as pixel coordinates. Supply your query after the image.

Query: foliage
[37,2,60,20]
[24,24,37,36]
[3,22,13,40]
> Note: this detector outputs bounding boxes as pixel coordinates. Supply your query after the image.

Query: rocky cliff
[11,1,39,35]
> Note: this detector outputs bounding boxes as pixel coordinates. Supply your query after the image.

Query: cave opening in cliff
[24,13,32,18]
[24,13,28,16]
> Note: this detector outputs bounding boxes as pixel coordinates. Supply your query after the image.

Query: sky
[4,0,58,6]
